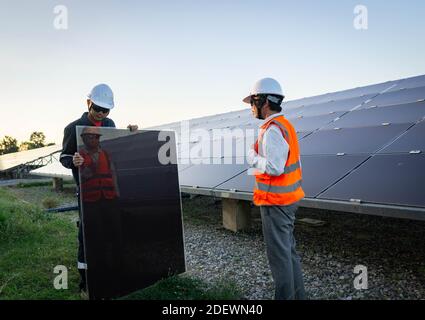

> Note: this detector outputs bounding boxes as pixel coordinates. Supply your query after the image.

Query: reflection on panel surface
[77,126,185,300]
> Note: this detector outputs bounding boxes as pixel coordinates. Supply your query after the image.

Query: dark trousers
[260,203,306,300]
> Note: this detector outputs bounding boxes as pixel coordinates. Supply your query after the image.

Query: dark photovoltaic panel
[360,86,425,108]
[282,79,399,111]
[290,112,345,132]
[397,75,425,90]
[297,131,313,140]
[214,169,252,192]
[140,74,425,217]
[321,102,425,130]
[179,158,247,188]
[318,154,425,208]
[300,155,369,197]
[299,123,412,155]
[378,121,425,154]
[282,93,333,110]
[282,106,306,119]
[298,94,376,117]
[215,155,369,198]
[320,81,398,101]
[77,127,185,300]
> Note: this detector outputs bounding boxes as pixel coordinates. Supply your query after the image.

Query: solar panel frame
[76,127,185,300]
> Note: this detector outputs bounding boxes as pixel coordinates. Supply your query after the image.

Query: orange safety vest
[80,149,117,202]
[253,115,305,206]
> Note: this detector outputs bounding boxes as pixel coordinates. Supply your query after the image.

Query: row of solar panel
[30,75,425,210]
[150,76,425,133]
[176,153,425,208]
[169,76,425,209]
[174,120,424,157]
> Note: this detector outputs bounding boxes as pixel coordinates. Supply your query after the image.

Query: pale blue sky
[1,0,425,144]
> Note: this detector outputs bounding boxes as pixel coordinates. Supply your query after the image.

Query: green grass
[121,276,241,300]
[16,180,75,188]
[0,187,80,299]
[0,187,242,300]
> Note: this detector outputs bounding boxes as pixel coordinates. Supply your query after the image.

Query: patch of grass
[16,180,75,188]
[0,187,243,300]
[0,187,80,299]
[121,275,242,300]
[42,197,60,209]
[7,185,78,212]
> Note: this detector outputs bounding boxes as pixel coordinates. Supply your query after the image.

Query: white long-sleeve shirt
[248,113,289,176]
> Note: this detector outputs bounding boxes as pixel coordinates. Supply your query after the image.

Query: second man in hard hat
[244,78,306,300]
[60,83,138,294]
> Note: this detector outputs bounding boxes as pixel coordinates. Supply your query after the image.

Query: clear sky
[1,0,425,144]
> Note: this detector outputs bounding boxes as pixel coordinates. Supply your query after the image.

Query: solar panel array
[147,75,425,212]
[0,145,60,171]
[30,75,425,217]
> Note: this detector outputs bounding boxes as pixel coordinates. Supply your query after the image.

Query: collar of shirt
[81,112,102,126]
[258,112,284,128]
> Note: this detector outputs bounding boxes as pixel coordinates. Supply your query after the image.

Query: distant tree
[29,132,46,149]
[0,136,19,154]
[19,141,31,151]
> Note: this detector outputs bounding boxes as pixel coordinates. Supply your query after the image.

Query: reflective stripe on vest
[284,160,300,174]
[255,179,303,193]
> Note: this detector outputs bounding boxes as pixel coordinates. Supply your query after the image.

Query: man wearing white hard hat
[244,78,306,300]
[60,83,138,293]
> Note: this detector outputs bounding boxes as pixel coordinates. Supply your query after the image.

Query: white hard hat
[243,78,284,104]
[80,127,102,137]
[87,84,115,110]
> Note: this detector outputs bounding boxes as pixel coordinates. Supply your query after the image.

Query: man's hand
[127,124,138,132]
[73,152,84,167]
[247,147,258,166]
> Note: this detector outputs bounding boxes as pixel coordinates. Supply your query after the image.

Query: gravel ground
[7,184,424,300]
[182,196,425,300]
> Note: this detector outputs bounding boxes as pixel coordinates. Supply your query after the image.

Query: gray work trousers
[260,203,306,300]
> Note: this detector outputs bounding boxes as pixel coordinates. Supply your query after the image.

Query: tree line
[0,132,55,155]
